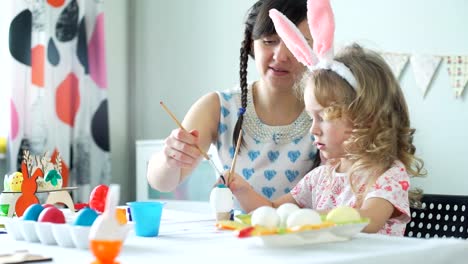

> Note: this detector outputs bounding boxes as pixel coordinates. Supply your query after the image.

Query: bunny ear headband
[269,0,358,90]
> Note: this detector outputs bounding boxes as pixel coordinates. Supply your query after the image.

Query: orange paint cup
[115,208,127,225]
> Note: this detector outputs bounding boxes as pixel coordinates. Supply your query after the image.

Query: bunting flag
[381,52,409,80]
[444,56,468,98]
[410,55,441,97]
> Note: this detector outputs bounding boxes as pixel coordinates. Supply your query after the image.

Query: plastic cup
[127,201,164,237]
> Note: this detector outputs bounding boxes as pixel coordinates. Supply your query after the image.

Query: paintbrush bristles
[159,101,210,160]
[228,129,243,184]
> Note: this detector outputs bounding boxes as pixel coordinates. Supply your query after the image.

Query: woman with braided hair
[147,0,319,203]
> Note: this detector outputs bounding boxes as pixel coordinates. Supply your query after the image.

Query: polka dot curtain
[7,0,110,201]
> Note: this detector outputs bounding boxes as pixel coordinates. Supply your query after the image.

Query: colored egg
[38,207,66,224]
[89,185,109,213]
[74,207,99,226]
[326,206,361,224]
[23,204,45,221]
[9,172,23,192]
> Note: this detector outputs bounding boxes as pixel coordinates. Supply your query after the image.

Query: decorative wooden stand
[1,187,77,217]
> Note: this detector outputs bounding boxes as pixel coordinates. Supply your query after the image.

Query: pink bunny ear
[269,9,317,67]
[307,0,335,59]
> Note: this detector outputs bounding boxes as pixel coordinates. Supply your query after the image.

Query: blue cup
[127,201,164,237]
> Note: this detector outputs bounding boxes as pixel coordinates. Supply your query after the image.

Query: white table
[1,200,468,264]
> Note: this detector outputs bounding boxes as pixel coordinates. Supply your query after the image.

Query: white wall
[130,0,257,140]
[104,0,131,202]
[332,0,468,195]
[0,159,6,179]
[110,0,467,201]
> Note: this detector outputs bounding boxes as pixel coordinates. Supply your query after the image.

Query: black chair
[404,194,468,239]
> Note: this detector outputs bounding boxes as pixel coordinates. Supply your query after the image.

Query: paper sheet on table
[0,250,52,263]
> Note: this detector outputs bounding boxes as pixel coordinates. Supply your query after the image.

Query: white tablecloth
[1,200,467,264]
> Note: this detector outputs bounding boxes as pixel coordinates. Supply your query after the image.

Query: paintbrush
[159,101,224,182]
[227,129,242,185]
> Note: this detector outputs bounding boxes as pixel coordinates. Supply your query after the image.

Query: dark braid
[232,28,251,148]
[232,1,260,148]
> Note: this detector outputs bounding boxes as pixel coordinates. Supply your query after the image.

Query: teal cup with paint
[127,201,164,237]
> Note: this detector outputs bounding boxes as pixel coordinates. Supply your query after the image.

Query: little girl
[226,0,425,236]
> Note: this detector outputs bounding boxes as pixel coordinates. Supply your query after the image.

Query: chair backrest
[405,194,468,239]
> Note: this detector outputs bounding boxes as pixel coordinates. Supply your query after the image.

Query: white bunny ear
[103,184,120,217]
[269,9,317,67]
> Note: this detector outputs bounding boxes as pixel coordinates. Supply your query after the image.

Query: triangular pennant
[410,55,441,97]
[381,52,409,80]
[444,56,468,98]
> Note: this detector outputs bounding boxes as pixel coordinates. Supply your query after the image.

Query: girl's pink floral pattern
[291,160,410,236]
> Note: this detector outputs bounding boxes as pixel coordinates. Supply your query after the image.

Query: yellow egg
[326,206,361,224]
[9,172,23,192]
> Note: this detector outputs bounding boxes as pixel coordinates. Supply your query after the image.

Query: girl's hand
[163,128,202,169]
[225,172,252,196]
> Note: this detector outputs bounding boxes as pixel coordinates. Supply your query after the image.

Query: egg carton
[2,216,131,249]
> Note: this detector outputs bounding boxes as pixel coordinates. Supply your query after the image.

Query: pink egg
[38,207,66,224]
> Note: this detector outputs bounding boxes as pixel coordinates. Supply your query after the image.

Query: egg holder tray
[218,214,369,247]
[1,216,131,250]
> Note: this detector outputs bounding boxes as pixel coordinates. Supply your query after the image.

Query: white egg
[251,206,279,229]
[276,203,300,227]
[286,209,322,228]
[209,185,234,213]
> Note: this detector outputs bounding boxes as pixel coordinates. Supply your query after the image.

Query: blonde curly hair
[298,43,425,206]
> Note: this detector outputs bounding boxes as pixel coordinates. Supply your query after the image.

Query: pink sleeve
[290,166,323,208]
[365,161,411,224]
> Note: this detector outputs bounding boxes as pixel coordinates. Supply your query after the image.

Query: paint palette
[245,222,368,247]
[217,212,369,247]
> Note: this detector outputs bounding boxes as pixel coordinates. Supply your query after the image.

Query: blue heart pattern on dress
[218,123,227,134]
[267,151,279,163]
[293,137,303,144]
[288,151,301,163]
[262,187,276,199]
[220,106,230,117]
[223,165,230,171]
[264,170,277,181]
[221,92,232,101]
[284,187,291,194]
[248,150,260,161]
[309,151,317,160]
[229,146,235,158]
[216,140,222,151]
[285,170,299,182]
[242,168,255,180]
